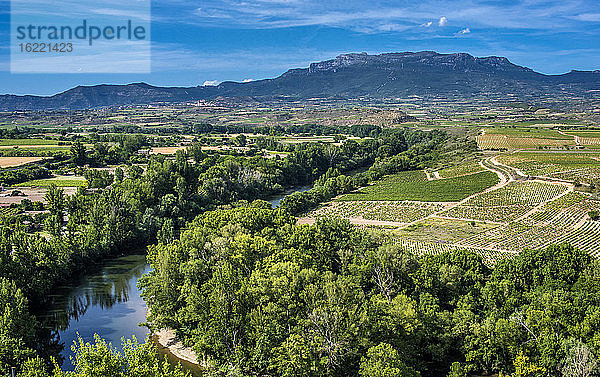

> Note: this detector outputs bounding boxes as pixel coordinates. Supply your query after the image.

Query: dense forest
[138,204,600,377]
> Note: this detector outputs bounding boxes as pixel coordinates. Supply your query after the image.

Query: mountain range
[2,51,599,110]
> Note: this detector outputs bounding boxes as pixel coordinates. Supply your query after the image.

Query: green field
[0,138,60,146]
[337,170,499,202]
[564,130,600,137]
[16,179,87,187]
[435,161,484,178]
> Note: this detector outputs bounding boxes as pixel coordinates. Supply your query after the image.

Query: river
[37,254,152,371]
[36,187,310,372]
[268,184,312,207]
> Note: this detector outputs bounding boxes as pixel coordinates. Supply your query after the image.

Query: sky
[0,0,599,95]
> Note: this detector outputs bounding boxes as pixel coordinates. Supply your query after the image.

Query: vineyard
[442,181,569,222]
[476,134,575,149]
[496,152,600,184]
[393,238,517,266]
[338,170,499,202]
[448,193,600,258]
[553,221,600,256]
[302,150,600,264]
[307,200,450,223]
[580,138,600,146]
[434,161,485,179]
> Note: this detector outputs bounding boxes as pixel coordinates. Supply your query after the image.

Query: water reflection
[268,185,312,207]
[35,254,151,370]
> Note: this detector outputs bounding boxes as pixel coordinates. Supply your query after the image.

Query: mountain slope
[1,51,599,110]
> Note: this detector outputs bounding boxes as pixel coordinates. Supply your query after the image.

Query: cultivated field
[338,170,499,202]
[0,156,46,168]
[476,134,575,149]
[303,150,600,264]
[496,152,600,184]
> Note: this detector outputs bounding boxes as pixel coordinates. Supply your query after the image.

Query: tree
[157,218,174,244]
[359,343,419,377]
[70,141,87,165]
[0,278,36,374]
[19,335,192,377]
[44,184,65,236]
[114,167,124,184]
[17,357,51,377]
[233,134,247,147]
[499,352,545,377]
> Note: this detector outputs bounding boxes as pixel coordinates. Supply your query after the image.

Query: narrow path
[489,155,527,178]
[557,129,580,146]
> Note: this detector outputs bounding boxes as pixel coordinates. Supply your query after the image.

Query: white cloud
[376,23,411,32]
[202,80,221,86]
[458,27,470,34]
[421,21,433,27]
[157,0,599,36]
[571,13,600,22]
[242,78,254,82]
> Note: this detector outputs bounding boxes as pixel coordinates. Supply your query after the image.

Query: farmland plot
[307,200,450,223]
[442,181,569,222]
[496,152,600,183]
[578,137,600,146]
[0,156,46,168]
[477,134,574,149]
[553,221,600,257]
[394,238,516,266]
[338,170,498,202]
[455,193,600,253]
[434,162,484,179]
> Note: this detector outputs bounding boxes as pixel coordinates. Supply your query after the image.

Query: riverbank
[153,328,199,366]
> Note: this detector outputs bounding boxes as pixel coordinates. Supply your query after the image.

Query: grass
[0,138,60,146]
[16,179,87,187]
[337,170,499,202]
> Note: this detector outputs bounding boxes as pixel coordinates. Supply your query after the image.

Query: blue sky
[0,0,599,95]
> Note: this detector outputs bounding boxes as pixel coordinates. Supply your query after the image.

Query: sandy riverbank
[154,328,199,366]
